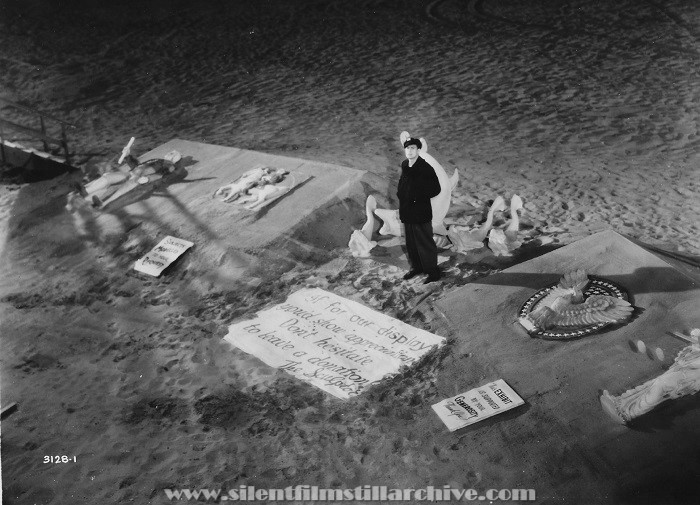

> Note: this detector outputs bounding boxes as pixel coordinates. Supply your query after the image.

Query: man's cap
[403,138,422,149]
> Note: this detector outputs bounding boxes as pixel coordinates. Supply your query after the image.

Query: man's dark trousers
[404,222,438,275]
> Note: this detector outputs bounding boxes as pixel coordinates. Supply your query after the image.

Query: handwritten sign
[134,236,194,277]
[432,379,524,431]
[224,288,445,399]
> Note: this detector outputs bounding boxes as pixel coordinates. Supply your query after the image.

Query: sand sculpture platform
[88,139,365,251]
[79,139,367,285]
[432,230,699,502]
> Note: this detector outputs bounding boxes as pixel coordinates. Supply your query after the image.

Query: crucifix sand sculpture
[65,137,184,212]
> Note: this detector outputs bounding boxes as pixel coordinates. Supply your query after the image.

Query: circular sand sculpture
[518,270,634,340]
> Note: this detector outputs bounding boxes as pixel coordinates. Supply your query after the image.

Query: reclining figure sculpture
[213,166,289,205]
[600,333,700,424]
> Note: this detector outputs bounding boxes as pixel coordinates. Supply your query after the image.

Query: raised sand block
[433,230,699,501]
[78,139,367,285]
[106,139,365,249]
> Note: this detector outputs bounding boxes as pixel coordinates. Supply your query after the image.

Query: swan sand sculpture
[349,132,529,258]
[397,131,460,237]
[373,207,403,237]
[371,131,458,239]
[348,195,379,258]
[447,196,507,252]
[487,194,524,256]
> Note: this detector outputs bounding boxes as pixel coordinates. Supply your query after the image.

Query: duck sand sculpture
[447,195,507,252]
[348,195,379,257]
[487,194,524,256]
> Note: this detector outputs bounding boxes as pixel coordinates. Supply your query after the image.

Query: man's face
[404,145,419,161]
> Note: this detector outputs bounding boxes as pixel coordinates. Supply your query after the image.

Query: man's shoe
[423,272,441,284]
[403,269,422,280]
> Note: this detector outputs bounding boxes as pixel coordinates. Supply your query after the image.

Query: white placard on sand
[224,287,445,399]
[432,379,524,432]
[134,236,194,277]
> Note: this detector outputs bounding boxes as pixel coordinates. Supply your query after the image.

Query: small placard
[134,236,193,277]
[432,379,524,431]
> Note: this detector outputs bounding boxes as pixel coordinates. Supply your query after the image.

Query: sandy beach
[1,0,700,504]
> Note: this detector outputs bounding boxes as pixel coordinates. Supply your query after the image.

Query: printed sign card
[134,236,194,277]
[224,287,446,399]
[432,379,524,431]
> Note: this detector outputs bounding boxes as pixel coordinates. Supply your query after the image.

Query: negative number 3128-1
[44,455,76,463]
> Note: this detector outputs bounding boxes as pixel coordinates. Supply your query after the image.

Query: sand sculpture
[235,182,288,210]
[397,131,460,236]
[487,194,524,256]
[354,132,528,256]
[66,138,183,211]
[446,194,525,255]
[600,331,700,424]
[518,269,634,336]
[117,136,136,165]
[214,166,268,202]
[433,233,452,249]
[365,132,458,247]
[373,207,403,237]
[631,338,665,362]
[348,195,378,257]
[447,196,506,252]
[214,165,290,210]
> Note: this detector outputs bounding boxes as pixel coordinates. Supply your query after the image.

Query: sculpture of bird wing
[536,285,577,310]
[551,295,633,327]
[518,286,578,331]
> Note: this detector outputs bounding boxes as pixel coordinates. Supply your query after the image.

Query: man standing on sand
[397,137,442,284]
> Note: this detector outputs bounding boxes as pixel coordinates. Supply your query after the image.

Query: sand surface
[1,0,700,504]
